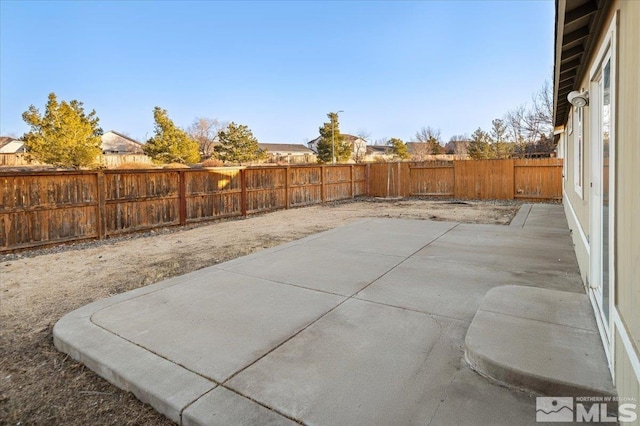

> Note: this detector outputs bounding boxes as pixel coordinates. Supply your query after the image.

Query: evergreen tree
[467,128,493,160]
[144,107,200,164]
[316,112,352,163]
[387,138,409,159]
[22,93,103,168]
[214,122,265,164]
[489,118,512,159]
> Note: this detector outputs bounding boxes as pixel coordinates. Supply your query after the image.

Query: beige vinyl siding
[615,329,639,424]
[563,88,591,283]
[615,0,640,364]
[559,0,639,408]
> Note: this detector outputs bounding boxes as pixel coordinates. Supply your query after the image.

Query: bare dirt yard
[0,198,522,425]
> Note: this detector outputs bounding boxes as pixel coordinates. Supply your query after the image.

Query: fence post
[285,166,290,209]
[350,165,354,198]
[240,168,247,217]
[397,162,401,197]
[512,159,516,200]
[321,165,326,203]
[179,170,187,226]
[96,171,106,239]
[453,160,460,199]
[365,163,370,196]
[452,160,456,199]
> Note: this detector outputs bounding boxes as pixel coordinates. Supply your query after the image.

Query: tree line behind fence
[0,159,561,252]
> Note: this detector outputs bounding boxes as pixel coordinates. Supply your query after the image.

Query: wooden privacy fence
[367,158,562,200]
[0,165,367,251]
[0,154,42,167]
[0,153,153,168]
[0,159,561,252]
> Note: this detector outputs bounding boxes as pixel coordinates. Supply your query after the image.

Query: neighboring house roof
[101,131,144,154]
[307,134,366,153]
[258,143,314,154]
[0,137,12,147]
[0,137,26,153]
[367,145,389,154]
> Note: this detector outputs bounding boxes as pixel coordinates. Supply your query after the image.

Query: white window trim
[587,10,618,373]
[573,106,584,198]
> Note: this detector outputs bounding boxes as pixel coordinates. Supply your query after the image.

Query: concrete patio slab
[414,225,581,278]
[522,203,571,231]
[91,270,344,382]
[427,368,538,426]
[227,299,444,425]
[182,387,297,426]
[53,204,612,425]
[465,286,616,397]
[509,203,532,228]
[301,218,458,257]
[222,243,406,296]
[441,221,576,249]
[355,257,499,321]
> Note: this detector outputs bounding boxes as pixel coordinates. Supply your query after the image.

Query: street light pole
[332,110,343,165]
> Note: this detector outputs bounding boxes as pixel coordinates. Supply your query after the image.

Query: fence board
[184,169,242,221]
[398,163,412,197]
[353,165,367,196]
[454,159,515,200]
[289,166,322,207]
[103,171,180,234]
[0,153,152,168]
[0,173,98,250]
[324,166,353,201]
[0,154,40,167]
[245,168,287,213]
[410,163,455,196]
[367,162,403,197]
[100,154,152,167]
[514,158,563,199]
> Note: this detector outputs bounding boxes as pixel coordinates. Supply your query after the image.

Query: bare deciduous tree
[449,134,468,142]
[414,126,443,159]
[505,81,554,158]
[453,142,469,158]
[350,129,371,163]
[187,117,228,159]
[445,135,469,158]
[356,128,371,143]
[415,126,441,144]
[531,80,553,136]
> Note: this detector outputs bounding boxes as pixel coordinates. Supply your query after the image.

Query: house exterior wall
[350,139,368,162]
[563,95,591,285]
[560,0,639,412]
[613,0,640,408]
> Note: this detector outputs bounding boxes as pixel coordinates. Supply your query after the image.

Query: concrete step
[465,285,616,397]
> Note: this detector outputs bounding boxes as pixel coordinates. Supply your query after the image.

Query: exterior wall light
[567,90,589,108]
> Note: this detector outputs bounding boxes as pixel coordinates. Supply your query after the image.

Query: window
[574,106,584,197]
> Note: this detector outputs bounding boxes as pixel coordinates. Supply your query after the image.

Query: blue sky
[0,0,554,144]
